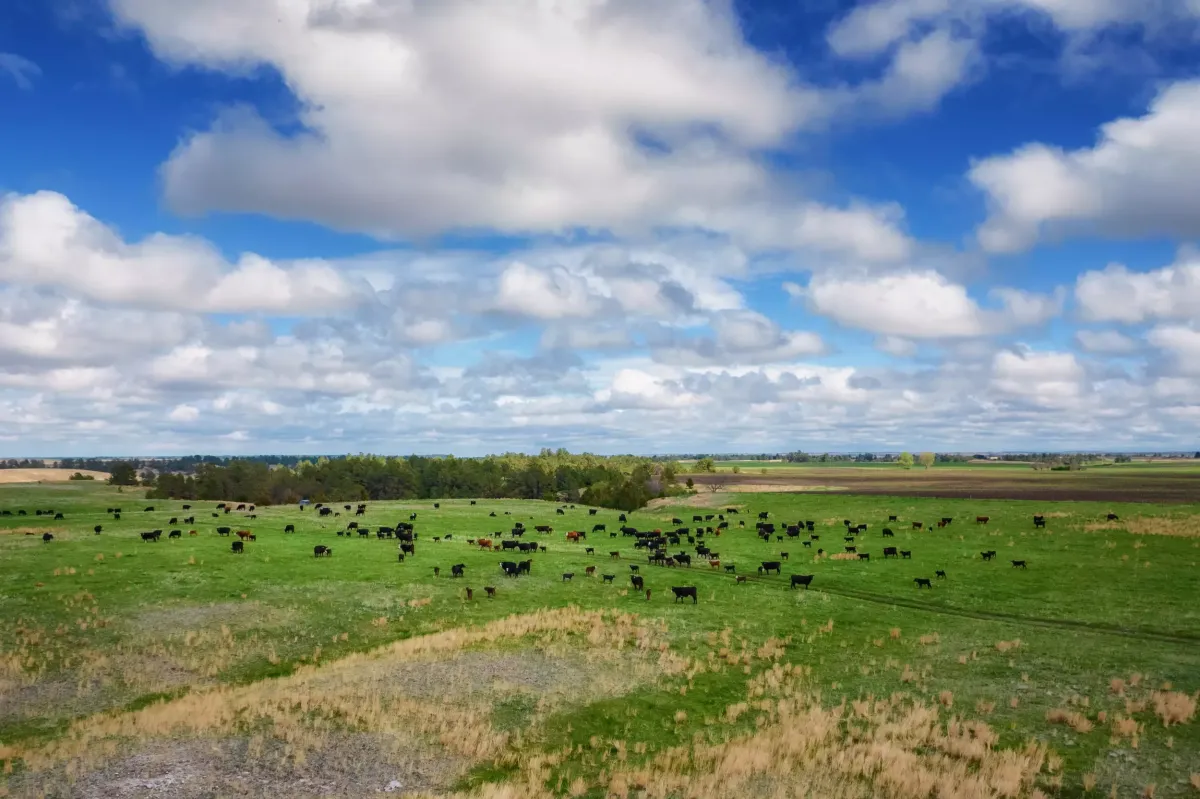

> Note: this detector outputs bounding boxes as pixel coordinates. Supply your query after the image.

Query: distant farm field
[0,469,109,484]
[691,461,1200,503]
[0,480,1198,798]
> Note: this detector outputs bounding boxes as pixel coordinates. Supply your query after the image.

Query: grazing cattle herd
[9,498,1118,606]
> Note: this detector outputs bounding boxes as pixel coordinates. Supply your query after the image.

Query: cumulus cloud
[1075,254,1200,323]
[970,81,1200,252]
[1148,325,1200,374]
[790,271,1061,338]
[649,311,826,367]
[0,191,364,314]
[1075,329,1139,354]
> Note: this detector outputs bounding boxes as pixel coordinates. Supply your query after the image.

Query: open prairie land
[0,480,1197,797]
[691,461,1200,503]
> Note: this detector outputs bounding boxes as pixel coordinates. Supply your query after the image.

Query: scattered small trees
[918,452,935,470]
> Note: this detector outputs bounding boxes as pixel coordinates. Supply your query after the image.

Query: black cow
[168,530,182,539]
[141,531,161,542]
[758,561,781,575]
[314,545,332,557]
[401,543,415,555]
[857,553,870,561]
[888,515,898,522]
[882,529,894,538]
[1011,560,1027,569]
[883,547,898,558]
[535,525,552,533]
[284,524,295,534]
[451,563,466,578]
[671,586,698,604]
[168,517,178,525]
[231,540,244,553]
[900,550,912,559]
[589,509,598,516]
[936,570,946,578]
[631,575,644,590]
[602,574,615,583]
[53,513,64,520]
[557,508,565,515]
[758,512,768,520]
[42,533,54,542]
[790,574,814,589]
[981,550,996,561]
[1033,515,1046,528]
[592,524,605,533]
[93,525,102,534]
[144,506,155,512]
[619,514,627,522]
[562,572,574,582]
[319,507,332,517]
[912,521,923,530]
[1106,513,1119,521]
[914,578,932,588]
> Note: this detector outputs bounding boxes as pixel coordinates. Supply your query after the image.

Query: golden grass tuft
[995,639,1021,653]
[918,633,939,646]
[938,691,954,708]
[1151,691,1196,727]
[1190,773,1199,791]
[890,628,901,640]
[1083,773,1097,792]
[1111,677,1127,695]
[829,552,858,560]
[976,700,995,715]
[1045,708,1093,733]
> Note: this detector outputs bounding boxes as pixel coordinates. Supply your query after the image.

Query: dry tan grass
[1084,516,1200,538]
[427,671,1049,799]
[0,468,109,483]
[6,607,673,796]
[1151,691,1197,727]
[1045,708,1093,733]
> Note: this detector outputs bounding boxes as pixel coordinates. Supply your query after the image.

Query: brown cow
[585,566,596,577]
[188,529,198,536]
[477,538,493,550]
[566,531,581,542]
[709,560,721,569]
[235,530,253,540]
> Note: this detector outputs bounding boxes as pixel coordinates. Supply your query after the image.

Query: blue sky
[1,0,1199,456]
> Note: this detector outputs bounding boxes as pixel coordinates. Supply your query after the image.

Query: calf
[589,509,598,516]
[882,529,894,538]
[844,546,856,553]
[169,517,178,525]
[858,553,870,561]
[976,516,990,524]
[188,530,197,536]
[883,547,898,558]
[912,522,923,530]
[464,587,473,600]
[231,540,244,553]
[1011,560,1027,569]
[485,586,496,598]
[451,564,465,578]
[758,561,781,575]
[629,564,639,573]
[888,515,898,522]
[736,575,747,584]
[556,508,565,515]
[314,545,332,557]
[914,578,932,588]
[585,547,595,555]
[1033,515,1046,528]
[671,586,698,604]
[602,574,615,583]
[900,550,912,559]
[935,570,946,578]
[790,574,814,590]
[609,551,620,559]
[562,572,574,582]
[631,574,645,591]
[535,525,552,533]
[53,513,64,520]
[42,533,54,542]
[1106,513,1119,521]
[585,566,596,577]
[724,564,736,573]
[981,550,997,561]
[284,524,295,533]
[94,525,102,534]
[780,552,789,560]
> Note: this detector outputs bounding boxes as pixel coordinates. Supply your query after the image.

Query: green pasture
[1,481,1198,796]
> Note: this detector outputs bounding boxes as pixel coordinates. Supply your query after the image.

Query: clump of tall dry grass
[1085,516,1200,538]
[1045,708,1093,733]
[995,639,1021,653]
[1151,691,1196,727]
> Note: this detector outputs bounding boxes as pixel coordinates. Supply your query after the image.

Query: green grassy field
[1,481,1198,797]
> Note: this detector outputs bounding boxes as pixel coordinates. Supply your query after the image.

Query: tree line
[146,451,682,512]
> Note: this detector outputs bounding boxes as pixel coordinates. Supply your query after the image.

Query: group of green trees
[145,451,682,512]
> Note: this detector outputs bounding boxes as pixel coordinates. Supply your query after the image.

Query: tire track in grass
[640,561,1200,647]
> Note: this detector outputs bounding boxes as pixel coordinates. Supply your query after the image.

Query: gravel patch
[15,734,462,799]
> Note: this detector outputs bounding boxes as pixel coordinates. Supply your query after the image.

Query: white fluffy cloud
[1075,254,1200,323]
[0,192,363,314]
[970,81,1200,252]
[1148,325,1200,374]
[1075,329,1139,354]
[791,271,1061,338]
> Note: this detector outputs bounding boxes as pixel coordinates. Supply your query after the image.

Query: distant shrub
[68,472,95,481]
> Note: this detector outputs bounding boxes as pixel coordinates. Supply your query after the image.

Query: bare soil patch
[0,468,109,483]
